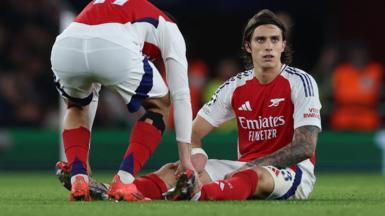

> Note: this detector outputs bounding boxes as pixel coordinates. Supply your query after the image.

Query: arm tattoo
[245,125,320,169]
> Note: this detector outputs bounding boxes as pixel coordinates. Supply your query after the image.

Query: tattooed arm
[244,125,320,169]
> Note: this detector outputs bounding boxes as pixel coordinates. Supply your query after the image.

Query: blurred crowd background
[0,0,385,132]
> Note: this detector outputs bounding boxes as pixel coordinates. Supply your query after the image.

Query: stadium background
[0,0,385,174]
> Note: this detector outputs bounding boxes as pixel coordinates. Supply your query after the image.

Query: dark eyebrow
[255,36,266,40]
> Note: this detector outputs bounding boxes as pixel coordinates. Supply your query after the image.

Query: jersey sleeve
[165,59,192,144]
[291,73,322,130]
[197,80,235,127]
[158,17,188,70]
[157,18,192,143]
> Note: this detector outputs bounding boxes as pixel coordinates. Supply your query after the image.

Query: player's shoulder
[281,65,317,85]
[281,65,317,97]
[220,69,254,91]
[206,69,253,106]
[281,65,314,80]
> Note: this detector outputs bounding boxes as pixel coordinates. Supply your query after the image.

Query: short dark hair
[241,9,292,69]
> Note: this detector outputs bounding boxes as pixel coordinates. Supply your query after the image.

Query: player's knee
[154,163,178,188]
[155,163,177,175]
[60,89,94,109]
[198,170,213,184]
[250,166,274,198]
[142,94,170,115]
[251,166,269,183]
[138,111,166,133]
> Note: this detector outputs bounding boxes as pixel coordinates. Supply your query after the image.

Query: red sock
[62,127,90,177]
[200,169,258,200]
[133,173,168,200]
[119,121,162,175]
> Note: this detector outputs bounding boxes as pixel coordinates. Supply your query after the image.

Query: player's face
[245,24,286,70]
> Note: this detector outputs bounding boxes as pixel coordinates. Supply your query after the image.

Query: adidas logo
[238,101,252,111]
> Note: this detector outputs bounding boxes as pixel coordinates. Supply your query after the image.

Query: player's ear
[244,42,252,53]
[281,40,286,53]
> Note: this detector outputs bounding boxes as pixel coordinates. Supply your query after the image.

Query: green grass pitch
[1,172,385,216]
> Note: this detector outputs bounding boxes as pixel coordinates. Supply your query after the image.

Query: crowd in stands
[0,0,60,127]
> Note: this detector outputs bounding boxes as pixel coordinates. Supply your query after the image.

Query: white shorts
[50,37,168,112]
[204,159,315,200]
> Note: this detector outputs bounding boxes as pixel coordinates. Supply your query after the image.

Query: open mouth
[262,55,274,61]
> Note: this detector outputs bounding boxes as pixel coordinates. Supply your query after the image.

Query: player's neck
[253,63,282,84]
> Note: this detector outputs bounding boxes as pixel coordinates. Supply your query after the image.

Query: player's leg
[103,56,170,201]
[108,94,170,201]
[132,160,216,201]
[118,94,169,180]
[164,159,237,200]
[256,166,315,200]
[197,165,312,200]
[51,37,98,201]
[60,97,95,201]
[132,160,212,200]
[165,159,272,200]
[120,59,170,177]
[55,160,178,201]
[83,83,101,176]
[197,166,273,200]
[132,162,178,200]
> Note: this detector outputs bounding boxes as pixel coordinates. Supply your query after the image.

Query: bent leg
[133,163,178,200]
[197,166,274,201]
[118,94,170,182]
[62,104,91,178]
[134,162,214,200]
[198,169,259,200]
[249,166,274,198]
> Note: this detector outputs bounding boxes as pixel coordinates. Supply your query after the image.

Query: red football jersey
[75,0,173,26]
[74,0,174,60]
[198,65,321,168]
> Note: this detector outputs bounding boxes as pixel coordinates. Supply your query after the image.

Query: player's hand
[174,160,194,177]
[174,161,202,192]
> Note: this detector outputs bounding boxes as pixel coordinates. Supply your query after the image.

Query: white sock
[117,170,135,184]
[71,174,89,185]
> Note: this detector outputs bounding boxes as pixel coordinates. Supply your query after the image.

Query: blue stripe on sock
[71,157,87,176]
[119,154,134,174]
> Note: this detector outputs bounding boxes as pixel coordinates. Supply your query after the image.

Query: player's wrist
[180,160,195,171]
[191,147,208,158]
